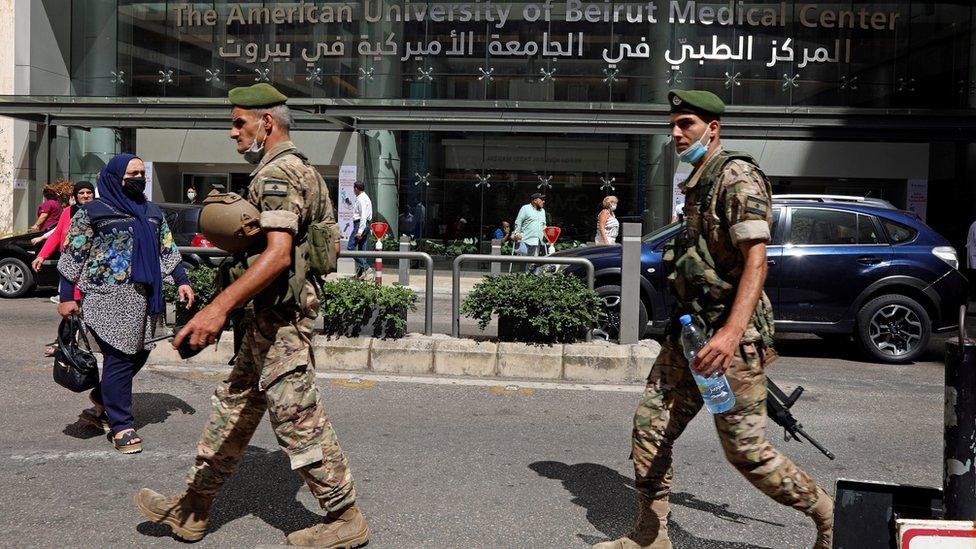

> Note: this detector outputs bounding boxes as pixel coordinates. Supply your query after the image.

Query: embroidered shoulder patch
[744,195,769,217]
[262,179,289,197]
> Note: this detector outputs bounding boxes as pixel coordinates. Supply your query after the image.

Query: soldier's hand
[693,326,739,377]
[174,303,227,351]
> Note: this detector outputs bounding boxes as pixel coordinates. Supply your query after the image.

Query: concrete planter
[563,341,632,384]
[631,339,663,381]
[314,336,372,371]
[497,342,563,380]
[433,338,498,377]
[370,334,435,374]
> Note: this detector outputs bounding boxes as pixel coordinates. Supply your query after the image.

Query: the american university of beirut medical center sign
[171,2,902,70]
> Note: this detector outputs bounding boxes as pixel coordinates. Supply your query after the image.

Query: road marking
[147,364,645,394]
[7,449,197,463]
[489,386,535,396]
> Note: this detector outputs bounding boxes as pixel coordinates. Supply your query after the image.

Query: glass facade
[55,2,976,246]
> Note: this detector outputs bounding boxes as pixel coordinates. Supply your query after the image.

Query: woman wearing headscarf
[57,154,194,454]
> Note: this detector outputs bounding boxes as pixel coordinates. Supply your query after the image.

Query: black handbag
[52,316,99,392]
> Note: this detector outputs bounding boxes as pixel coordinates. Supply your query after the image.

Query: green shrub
[555,240,586,251]
[444,239,478,257]
[460,272,601,344]
[319,278,417,338]
[163,265,219,308]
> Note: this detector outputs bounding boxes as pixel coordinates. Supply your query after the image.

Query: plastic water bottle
[679,315,735,414]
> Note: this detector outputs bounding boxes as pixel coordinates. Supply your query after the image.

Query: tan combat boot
[806,486,834,549]
[286,505,370,548]
[133,488,212,542]
[593,495,672,549]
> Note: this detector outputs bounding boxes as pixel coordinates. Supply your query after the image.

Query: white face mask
[610,204,617,212]
[187,191,196,201]
[243,127,266,165]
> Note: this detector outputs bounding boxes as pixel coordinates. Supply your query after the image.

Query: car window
[643,221,682,243]
[857,214,883,244]
[789,208,858,245]
[881,219,918,244]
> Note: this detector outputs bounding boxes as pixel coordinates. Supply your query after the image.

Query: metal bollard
[619,223,642,344]
[399,235,411,286]
[374,240,383,286]
[490,238,502,275]
[944,305,976,520]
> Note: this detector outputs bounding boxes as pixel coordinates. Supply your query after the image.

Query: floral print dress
[58,201,184,354]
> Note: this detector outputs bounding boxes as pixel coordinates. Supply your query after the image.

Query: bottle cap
[679,314,693,326]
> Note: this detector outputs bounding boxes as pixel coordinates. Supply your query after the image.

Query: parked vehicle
[0,203,225,299]
[552,195,967,363]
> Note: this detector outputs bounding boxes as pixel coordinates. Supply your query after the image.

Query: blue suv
[553,195,967,363]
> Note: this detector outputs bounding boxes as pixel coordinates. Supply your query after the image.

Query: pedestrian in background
[57,153,192,454]
[32,181,96,354]
[513,192,547,271]
[493,220,512,243]
[596,195,620,244]
[30,184,64,233]
[348,180,373,279]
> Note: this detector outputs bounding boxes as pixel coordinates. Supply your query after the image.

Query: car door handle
[857,256,882,265]
[767,259,776,265]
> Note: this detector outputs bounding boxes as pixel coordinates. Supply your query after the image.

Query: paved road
[0,296,950,548]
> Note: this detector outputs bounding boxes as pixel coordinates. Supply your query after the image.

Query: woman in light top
[596,195,620,244]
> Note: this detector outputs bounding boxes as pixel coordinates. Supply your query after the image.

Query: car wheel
[856,294,931,363]
[0,257,34,298]
[595,284,648,341]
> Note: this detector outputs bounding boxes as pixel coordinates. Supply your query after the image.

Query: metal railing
[340,250,434,336]
[450,254,595,341]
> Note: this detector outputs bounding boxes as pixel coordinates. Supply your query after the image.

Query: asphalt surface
[0,295,952,548]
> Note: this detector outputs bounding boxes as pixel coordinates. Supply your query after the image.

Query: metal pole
[399,234,411,286]
[340,251,434,335]
[945,305,976,520]
[490,238,502,275]
[619,222,642,344]
[451,254,595,340]
[374,240,383,286]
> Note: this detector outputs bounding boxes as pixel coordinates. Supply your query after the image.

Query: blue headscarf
[96,153,164,315]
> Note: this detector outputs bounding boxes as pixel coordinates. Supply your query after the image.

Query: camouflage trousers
[632,339,820,513]
[185,303,356,513]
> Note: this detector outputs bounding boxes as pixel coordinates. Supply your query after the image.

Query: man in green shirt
[513,192,547,272]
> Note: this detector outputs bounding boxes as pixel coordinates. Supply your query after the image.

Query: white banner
[338,165,357,239]
[907,178,927,222]
[144,161,154,202]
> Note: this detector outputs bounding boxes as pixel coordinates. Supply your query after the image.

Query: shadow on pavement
[137,446,323,540]
[132,391,196,429]
[62,392,195,440]
[529,461,776,549]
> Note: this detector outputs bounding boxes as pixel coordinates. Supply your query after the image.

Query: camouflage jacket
[241,140,334,313]
[664,149,775,346]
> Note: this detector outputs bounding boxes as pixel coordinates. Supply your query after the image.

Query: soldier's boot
[285,505,370,548]
[133,488,212,542]
[805,487,834,549]
[592,496,671,549]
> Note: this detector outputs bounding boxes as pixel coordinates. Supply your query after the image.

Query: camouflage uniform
[631,149,821,513]
[185,140,355,513]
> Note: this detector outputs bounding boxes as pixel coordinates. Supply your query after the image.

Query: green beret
[228,83,287,108]
[668,89,725,117]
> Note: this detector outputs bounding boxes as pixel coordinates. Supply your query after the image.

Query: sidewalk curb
[148,333,661,383]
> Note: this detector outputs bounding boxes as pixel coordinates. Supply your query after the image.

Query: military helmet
[199,190,262,254]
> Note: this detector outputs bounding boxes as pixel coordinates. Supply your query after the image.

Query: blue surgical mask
[677,129,711,164]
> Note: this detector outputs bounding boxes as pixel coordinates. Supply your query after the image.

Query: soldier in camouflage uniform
[594,90,833,549]
[134,84,369,549]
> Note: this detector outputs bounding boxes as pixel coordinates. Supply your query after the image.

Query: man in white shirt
[348,180,373,278]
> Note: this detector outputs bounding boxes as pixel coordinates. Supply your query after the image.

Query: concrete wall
[1,0,72,231]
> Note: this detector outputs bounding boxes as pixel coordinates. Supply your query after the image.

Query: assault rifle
[766,378,835,460]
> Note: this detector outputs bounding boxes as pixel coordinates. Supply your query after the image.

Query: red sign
[370,222,389,240]
[543,226,561,245]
